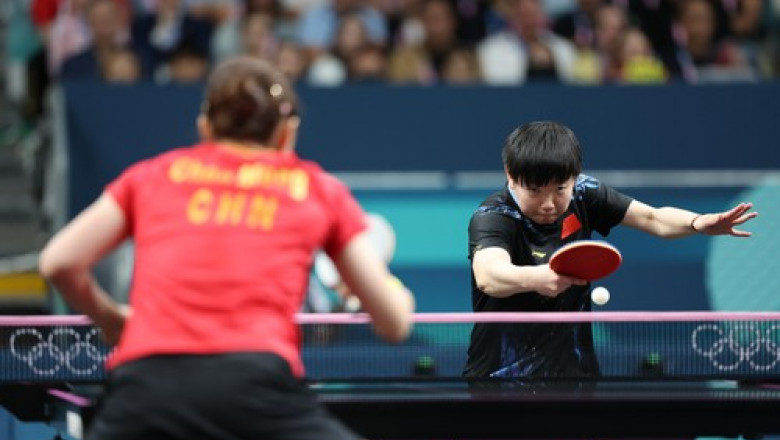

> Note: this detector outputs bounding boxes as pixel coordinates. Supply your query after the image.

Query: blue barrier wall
[62,82,780,214]
[59,82,780,312]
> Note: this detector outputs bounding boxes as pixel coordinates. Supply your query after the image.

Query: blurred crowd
[2,0,780,122]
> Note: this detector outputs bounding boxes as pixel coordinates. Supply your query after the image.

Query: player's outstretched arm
[38,194,131,344]
[622,200,757,239]
[333,233,415,343]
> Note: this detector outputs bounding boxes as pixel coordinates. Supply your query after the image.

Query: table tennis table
[2,377,780,439]
[316,377,780,439]
[3,312,780,439]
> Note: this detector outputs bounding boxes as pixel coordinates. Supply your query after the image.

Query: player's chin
[533,215,559,225]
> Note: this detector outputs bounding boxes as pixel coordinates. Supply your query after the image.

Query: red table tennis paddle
[549,240,622,281]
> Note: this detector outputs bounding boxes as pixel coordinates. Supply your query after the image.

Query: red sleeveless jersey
[104,143,366,376]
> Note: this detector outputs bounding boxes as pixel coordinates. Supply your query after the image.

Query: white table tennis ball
[591,286,610,306]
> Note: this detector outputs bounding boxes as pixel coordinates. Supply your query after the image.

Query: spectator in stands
[24,0,131,120]
[211,0,297,63]
[552,0,604,49]
[618,26,668,82]
[328,11,371,62]
[450,0,490,45]
[593,3,630,82]
[243,0,297,41]
[239,12,280,60]
[102,48,143,82]
[614,0,681,76]
[60,0,135,81]
[477,0,578,84]
[130,0,214,78]
[296,0,388,61]
[440,46,482,83]
[725,0,765,41]
[276,0,326,35]
[156,39,212,82]
[386,0,460,84]
[275,41,309,82]
[380,0,425,48]
[185,0,242,65]
[481,0,512,36]
[673,0,757,82]
[568,3,630,83]
[347,44,388,82]
[615,0,761,79]
[185,0,238,30]
[306,12,372,85]
[36,0,94,76]
[717,0,766,75]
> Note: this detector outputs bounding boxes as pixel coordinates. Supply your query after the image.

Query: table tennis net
[1,312,779,383]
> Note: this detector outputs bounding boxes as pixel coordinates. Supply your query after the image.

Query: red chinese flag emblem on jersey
[561,214,582,239]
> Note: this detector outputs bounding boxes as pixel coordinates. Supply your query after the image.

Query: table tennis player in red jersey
[38,56,415,440]
[464,120,757,379]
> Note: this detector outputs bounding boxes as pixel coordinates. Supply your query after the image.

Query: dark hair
[502,121,582,187]
[202,56,299,144]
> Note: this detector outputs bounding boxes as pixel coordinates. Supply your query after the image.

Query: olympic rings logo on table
[692,323,780,371]
[9,327,108,376]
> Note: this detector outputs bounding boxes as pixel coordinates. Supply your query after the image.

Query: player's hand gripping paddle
[549,240,622,281]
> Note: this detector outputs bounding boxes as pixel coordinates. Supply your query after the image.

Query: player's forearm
[42,266,122,326]
[335,236,416,342]
[648,207,700,238]
[362,277,416,343]
[474,261,546,298]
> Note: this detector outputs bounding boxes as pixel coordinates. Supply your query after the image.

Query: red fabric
[105,143,366,376]
[560,213,582,239]
[30,0,61,28]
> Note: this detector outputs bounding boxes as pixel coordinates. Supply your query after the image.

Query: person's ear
[197,115,213,141]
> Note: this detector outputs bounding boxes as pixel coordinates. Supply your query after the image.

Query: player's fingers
[562,275,587,286]
[732,213,756,225]
[724,207,747,222]
[722,213,757,231]
[334,281,352,297]
[724,203,752,220]
[713,208,754,229]
[733,207,753,220]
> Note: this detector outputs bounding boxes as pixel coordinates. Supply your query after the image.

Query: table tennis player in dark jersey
[463,121,757,379]
[38,56,415,440]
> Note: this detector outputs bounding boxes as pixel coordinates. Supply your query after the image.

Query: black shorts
[86,352,361,440]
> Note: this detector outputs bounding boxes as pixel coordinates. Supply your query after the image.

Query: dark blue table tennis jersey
[463,175,633,378]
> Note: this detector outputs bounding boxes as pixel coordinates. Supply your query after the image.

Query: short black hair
[502,121,582,187]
